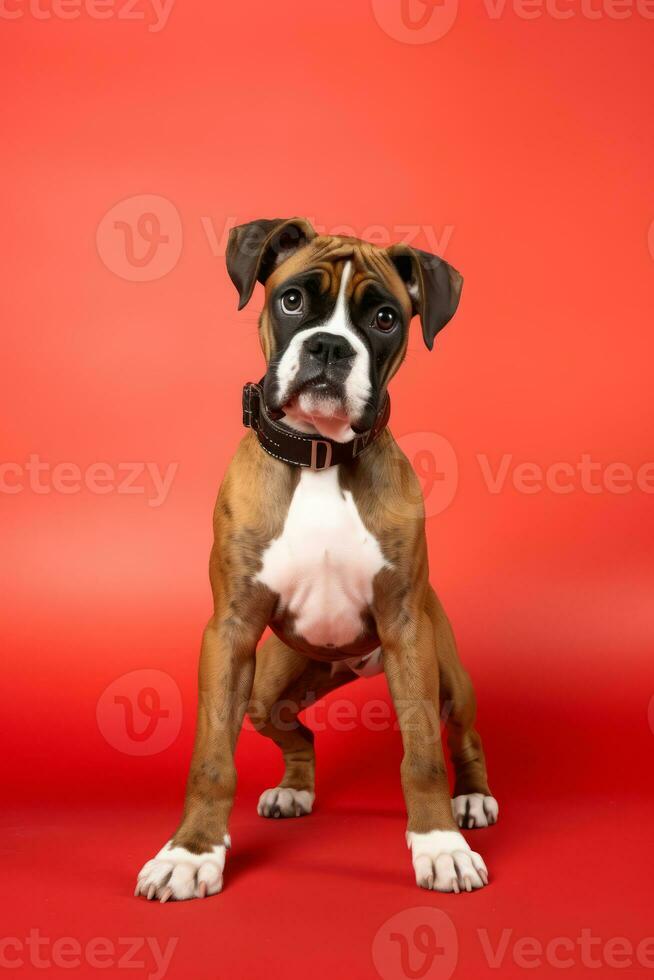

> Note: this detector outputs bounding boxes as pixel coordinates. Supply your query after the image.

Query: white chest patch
[256,467,387,649]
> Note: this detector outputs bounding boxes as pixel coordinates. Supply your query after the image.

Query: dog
[135,218,498,902]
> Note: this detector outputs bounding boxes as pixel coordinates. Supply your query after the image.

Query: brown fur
[170,232,490,860]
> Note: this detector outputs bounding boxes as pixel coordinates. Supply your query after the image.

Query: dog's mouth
[264,354,375,442]
[295,376,346,409]
[280,376,354,441]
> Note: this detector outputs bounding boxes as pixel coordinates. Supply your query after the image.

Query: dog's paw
[135,838,229,902]
[257,786,314,818]
[407,830,489,893]
[452,794,499,829]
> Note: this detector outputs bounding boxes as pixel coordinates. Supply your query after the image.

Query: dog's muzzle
[291,332,356,404]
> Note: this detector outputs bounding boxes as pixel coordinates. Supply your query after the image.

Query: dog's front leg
[135,605,268,902]
[381,609,489,893]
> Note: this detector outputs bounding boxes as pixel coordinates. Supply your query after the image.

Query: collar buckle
[309,439,334,470]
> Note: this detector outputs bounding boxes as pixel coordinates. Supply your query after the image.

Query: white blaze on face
[275,261,371,440]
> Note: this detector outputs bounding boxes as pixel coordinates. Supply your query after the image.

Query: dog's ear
[387,244,463,350]
[226,217,316,310]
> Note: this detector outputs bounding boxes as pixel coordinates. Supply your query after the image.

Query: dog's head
[226,218,463,442]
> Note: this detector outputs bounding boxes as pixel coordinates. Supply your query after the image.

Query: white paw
[135,837,230,902]
[407,830,489,892]
[452,794,499,828]
[257,786,314,818]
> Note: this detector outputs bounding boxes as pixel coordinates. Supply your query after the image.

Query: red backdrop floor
[6,794,651,979]
[5,666,652,979]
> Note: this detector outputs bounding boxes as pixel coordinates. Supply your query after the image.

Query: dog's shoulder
[342,430,429,595]
[212,431,298,543]
[344,429,426,529]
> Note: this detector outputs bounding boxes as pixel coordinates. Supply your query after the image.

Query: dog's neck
[242,380,391,470]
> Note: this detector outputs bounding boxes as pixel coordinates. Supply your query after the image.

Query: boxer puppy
[135,218,498,902]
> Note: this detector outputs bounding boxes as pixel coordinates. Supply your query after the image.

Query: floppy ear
[387,244,463,350]
[226,217,316,310]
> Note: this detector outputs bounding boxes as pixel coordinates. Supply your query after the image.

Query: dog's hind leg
[425,588,499,830]
[248,634,355,818]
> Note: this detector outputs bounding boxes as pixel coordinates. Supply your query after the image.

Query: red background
[2,1,653,977]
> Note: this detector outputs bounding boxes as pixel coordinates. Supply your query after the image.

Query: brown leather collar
[242,380,390,470]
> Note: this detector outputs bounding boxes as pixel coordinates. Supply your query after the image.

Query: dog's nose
[306,332,355,365]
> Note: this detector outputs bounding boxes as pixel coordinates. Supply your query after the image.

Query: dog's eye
[375,307,397,332]
[280,289,303,315]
